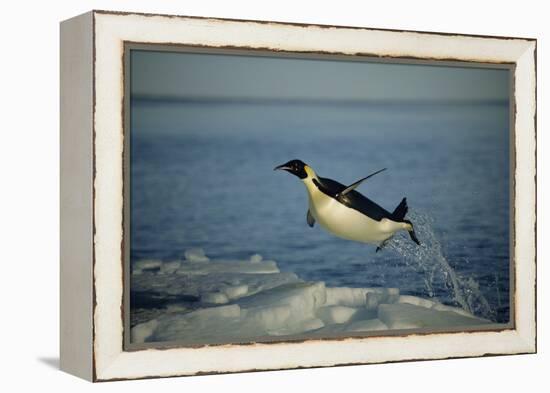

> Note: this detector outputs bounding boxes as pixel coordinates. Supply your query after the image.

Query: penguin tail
[392,198,408,221]
[392,198,420,246]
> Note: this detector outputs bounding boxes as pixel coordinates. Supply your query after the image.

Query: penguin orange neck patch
[304,165,317,179]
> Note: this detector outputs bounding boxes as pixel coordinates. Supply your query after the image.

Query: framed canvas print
[60,10,537,381]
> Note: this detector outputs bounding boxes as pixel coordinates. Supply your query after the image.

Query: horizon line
[131,94,509,107]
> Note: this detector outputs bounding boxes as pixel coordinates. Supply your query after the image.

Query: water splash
[386,211,495,321]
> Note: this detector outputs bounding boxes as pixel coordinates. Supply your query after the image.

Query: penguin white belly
[309,191,398,244]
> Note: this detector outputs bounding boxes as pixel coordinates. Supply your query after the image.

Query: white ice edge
[130,250,488,344]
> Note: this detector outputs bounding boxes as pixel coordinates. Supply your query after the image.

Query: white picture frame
[60,10,536,381]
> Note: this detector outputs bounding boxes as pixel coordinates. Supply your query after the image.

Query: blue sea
[130,99,510,323]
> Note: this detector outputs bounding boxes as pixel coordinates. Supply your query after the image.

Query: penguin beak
[274,160,308,179]
[274,164,291,171]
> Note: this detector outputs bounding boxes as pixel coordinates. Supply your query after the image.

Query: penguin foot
[409,229,421,245]
[376,238,391,253]
[403,219,421,245]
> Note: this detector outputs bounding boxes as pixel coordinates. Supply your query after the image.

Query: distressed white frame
[61,10,536,381]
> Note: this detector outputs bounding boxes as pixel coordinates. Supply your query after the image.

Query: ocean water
[130,99,510,323]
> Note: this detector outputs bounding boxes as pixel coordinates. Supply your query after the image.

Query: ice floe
[131,249,490,344]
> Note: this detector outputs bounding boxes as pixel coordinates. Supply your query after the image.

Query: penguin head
[274,159,309,179]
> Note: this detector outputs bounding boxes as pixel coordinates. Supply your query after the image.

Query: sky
[130,49,510,103]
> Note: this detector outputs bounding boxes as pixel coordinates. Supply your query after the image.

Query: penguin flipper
[338,168,387,197]
[306,210,315,228]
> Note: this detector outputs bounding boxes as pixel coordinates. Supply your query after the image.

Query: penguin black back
[312,177,393,221]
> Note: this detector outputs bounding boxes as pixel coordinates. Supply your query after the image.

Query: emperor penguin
[274,159,420,251]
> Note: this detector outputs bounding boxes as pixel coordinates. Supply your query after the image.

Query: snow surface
[131,249,490,344]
